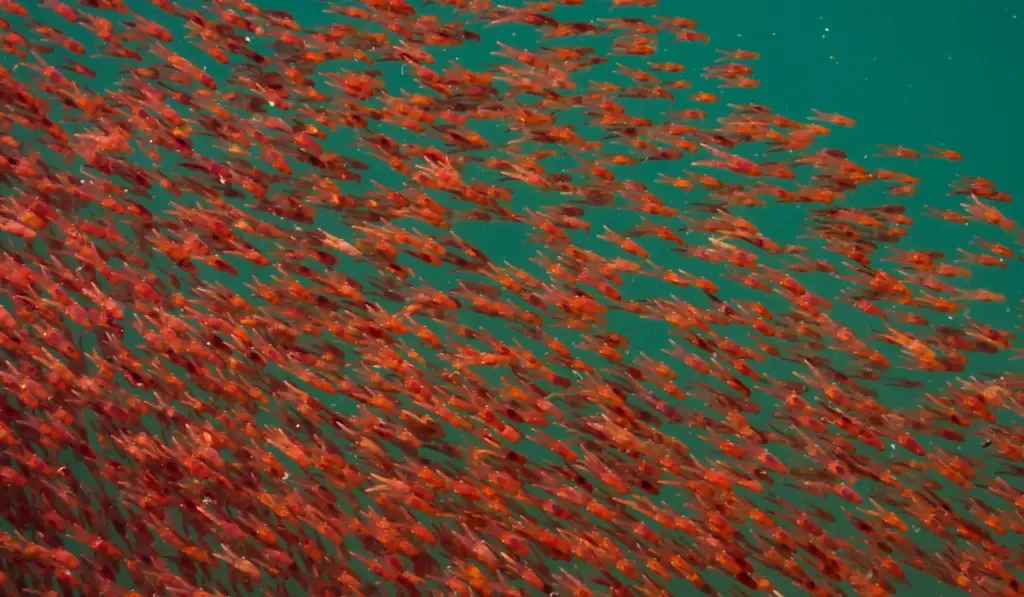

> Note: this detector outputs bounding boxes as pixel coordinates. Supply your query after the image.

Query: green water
[4,0,1023,596]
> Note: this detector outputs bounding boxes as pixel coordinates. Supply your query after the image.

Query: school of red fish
[0,0,1022,595]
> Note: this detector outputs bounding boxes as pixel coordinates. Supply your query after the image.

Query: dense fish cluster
[0,0,1021,595]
